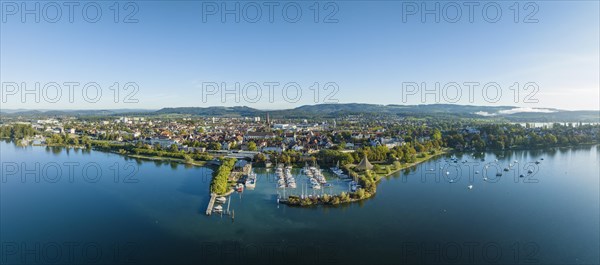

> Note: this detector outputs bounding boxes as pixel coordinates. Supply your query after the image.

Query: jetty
[205,193,217,215]
[205,189,235,216]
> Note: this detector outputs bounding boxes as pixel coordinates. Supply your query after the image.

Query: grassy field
[352,149,449,182]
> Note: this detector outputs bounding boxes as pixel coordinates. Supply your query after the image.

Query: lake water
[1,141,598,264]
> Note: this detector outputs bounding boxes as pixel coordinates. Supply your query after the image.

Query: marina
[207,152,550,211]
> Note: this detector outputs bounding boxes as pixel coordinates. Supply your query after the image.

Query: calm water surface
[1,142,598,264]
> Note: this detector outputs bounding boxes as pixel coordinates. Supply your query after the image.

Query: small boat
[213,205,223,213]
[350,181,357,192]
[503,167,510,171]
[215,197,227,204]
[330,161,344,176]
[245,178,256,189]
[245,171,257,189]
[527,169,533,174]
[535,160,540,164]
[309,177,322,189]
[483,177,488,181]
[540,158,544,160]
[475,171,479,174]
[449,179,455,183]
[519,174,525,178]
[496,172,502,176]
[235,183,244,192]
[467,185,473,190]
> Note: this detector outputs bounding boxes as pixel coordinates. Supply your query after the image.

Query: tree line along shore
[2,122,599,207]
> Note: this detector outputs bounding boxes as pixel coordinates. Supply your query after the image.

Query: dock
[206,189,235,216]
[206,193,217,215]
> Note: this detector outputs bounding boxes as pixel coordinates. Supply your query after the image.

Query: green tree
[208,142,221,150]
[247,141,257,151]
[169,144,179,152]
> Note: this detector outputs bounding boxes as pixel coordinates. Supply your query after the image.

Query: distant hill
[0,109,154,117]
[154,104,598,122]
[2,104,598,122]
[155,106,261,116]
[285,104,517,116]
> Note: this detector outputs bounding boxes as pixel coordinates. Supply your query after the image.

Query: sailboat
[330,161,344,176]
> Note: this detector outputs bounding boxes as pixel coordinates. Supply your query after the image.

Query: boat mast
[226,196,231,214]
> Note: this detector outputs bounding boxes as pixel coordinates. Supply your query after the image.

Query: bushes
[209,158,237,194]
[322,194,331,203]
[356,188,366,199]
[331,196,341,205]
[284,190,361,206]
[131,147,213,161]
[338,192,350,202]
[183,154,194,164]
[316,149,355,166]
[0,124,36,139]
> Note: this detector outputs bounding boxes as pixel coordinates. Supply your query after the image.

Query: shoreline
[8,140,600,207]
[126,154,208,167]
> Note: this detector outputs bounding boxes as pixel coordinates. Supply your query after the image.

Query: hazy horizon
[2,103,599,112]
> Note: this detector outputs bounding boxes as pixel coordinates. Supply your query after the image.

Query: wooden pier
[205,193,217,215]
[206,189,235,216]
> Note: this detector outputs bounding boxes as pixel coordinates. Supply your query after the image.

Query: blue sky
[1,1,598,110]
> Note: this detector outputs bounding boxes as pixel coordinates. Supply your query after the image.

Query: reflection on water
[1,142,598,264]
